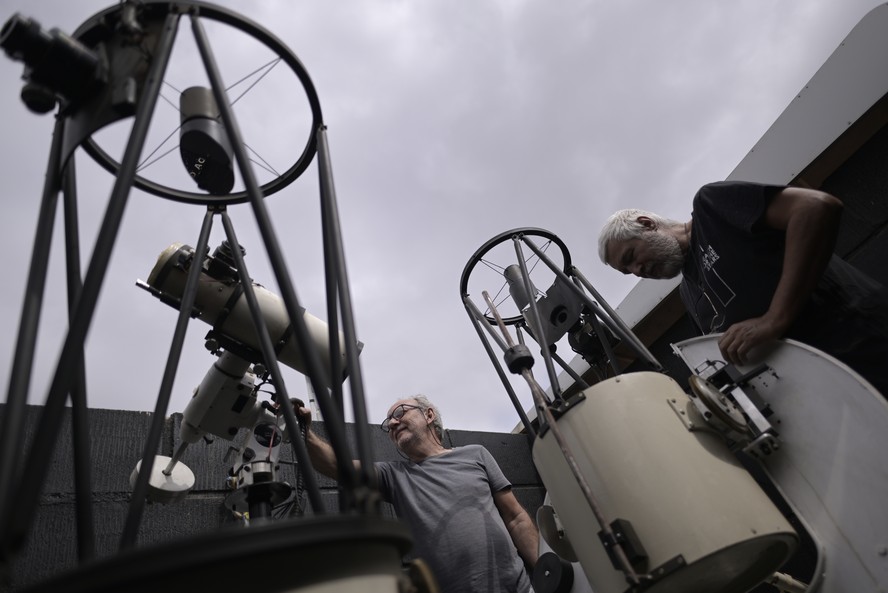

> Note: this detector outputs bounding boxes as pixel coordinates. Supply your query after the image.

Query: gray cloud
[0,0,881,436]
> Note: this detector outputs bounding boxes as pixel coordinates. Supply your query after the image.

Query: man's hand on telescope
[294,402,313,432]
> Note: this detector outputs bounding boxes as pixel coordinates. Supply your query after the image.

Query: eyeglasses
[380,404,422,432]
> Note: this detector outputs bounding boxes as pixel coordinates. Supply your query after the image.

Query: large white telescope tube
[533,371,798,593]
[145,242,356,387]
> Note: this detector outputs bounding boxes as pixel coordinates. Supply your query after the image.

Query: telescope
[131,239,360,508]
[139,240,359,386]
[0,3,417,592]
[462,227,888,593]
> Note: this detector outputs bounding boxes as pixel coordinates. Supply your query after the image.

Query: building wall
[0,404,544,592]
[824,122,888,287]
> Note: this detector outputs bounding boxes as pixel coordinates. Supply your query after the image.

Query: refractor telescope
[139,239,359,387]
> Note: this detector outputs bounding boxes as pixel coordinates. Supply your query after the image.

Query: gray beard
[645,232,685,279]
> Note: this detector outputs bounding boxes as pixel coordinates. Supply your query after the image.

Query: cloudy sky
[0,0,882,438]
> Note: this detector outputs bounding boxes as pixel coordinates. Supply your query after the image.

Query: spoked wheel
[69,0,323,206]
[460,227,572,325]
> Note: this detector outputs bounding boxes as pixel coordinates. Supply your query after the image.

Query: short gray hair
[597,208,682,264]
[411,395,443,441]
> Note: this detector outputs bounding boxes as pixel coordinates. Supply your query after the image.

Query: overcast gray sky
[1,0,882,436]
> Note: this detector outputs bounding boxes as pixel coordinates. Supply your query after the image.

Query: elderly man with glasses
[598,181,888,396]
[299,395,538,593]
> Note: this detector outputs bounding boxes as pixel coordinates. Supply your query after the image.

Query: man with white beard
[597,181,888,396]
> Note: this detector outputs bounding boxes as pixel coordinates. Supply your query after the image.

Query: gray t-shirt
[375,444,532,593]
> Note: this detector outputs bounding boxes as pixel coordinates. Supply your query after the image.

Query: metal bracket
[686,364,783,458]
[626,555,687,593]
[598,518,648,572]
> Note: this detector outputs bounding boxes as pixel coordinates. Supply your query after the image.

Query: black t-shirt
[679,181,888,363]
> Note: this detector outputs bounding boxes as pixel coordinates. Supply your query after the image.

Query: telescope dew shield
[146,243,354,387]
[533,371,798,593]
[179,86,235,195]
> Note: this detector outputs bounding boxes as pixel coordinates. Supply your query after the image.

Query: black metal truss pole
[0,116,65,561]
[189,13,338,513]
[2,9,181,559]
[61,157,96,562]
[120,207,216,551]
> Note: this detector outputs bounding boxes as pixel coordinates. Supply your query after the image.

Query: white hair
[597,208,683,264]
[411,394,443,442]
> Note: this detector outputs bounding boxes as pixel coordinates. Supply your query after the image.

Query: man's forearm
[304,429,340,479]
[507,512,540,568]
[766,188,842,330]
[304,429,364,481]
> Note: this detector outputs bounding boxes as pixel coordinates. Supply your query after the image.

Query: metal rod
[482,291,518,349]
[61,156,96,562]
[316,132,344,419]
[6,11,180,558]
[463,301,535,435]
[120,207,215,551]
[317,126,376,498]
[580,291,623,376]
[0,117,64,559]
[190,13,356,506]
[518,234,662,371]
[220,211,327,514]
[464,297,511,352]
[512,237,563,399]
[514,326,545,398]
[483,294,640,585]
[570,266,661,370]
[163,442,189,476]
[523,368,640,585]
[550,348,589,391]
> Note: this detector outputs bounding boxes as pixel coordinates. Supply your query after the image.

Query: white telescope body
[673,336,888,592]
[135,241,358,502]
[533,371,797,593]
[460,228,800,591]
[146,242,354,387]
